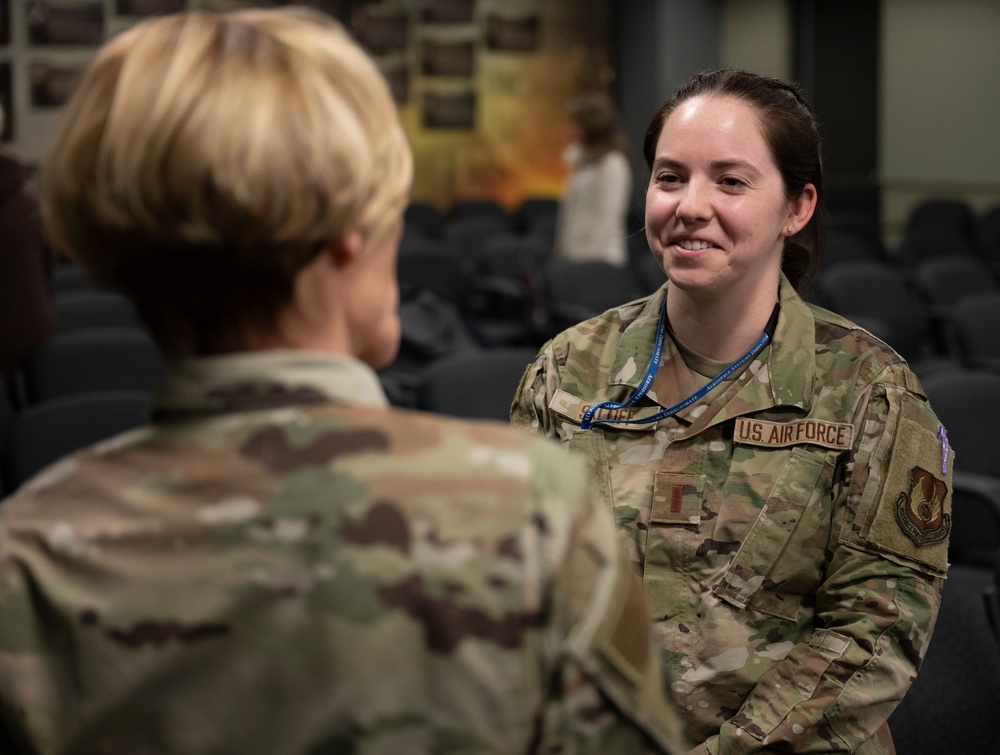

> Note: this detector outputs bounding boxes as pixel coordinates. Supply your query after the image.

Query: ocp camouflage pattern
[0,351,686,755]
[512,276,952,754]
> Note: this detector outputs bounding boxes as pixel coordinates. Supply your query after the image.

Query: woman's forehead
[657,95,771,160]
[667,95,763,134]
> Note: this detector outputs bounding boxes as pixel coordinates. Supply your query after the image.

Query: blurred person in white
[554,93,632,266]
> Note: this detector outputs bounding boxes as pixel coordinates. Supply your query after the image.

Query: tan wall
[719,0,791,79]
[880,0,1000,247]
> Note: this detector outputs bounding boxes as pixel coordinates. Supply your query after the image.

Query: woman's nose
[675,181,711,223]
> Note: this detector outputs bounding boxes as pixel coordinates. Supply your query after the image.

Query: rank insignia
[894,466,951,546]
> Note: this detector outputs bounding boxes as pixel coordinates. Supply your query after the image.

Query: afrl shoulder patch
[863,391,953,576]
[734,417,853,451]
[894,466,951,546]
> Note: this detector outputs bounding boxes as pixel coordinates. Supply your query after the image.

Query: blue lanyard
[579,298,772,430]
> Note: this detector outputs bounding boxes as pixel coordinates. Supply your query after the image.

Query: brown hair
[43,7,413,357]
[643,67,826,294]
[569,92,630,165]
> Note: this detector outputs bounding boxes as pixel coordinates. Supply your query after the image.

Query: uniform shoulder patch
[865,392,953,575]
[893,466,951,547]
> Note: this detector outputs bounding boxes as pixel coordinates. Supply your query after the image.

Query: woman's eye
[721,177,746,189]
[656,173,681,185]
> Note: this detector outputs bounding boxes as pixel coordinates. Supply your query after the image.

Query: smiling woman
[644,93,816,359]
[512,67,952,754]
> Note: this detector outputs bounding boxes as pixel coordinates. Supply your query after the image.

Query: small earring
[786,226,794,234]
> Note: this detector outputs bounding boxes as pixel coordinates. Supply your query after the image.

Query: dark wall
[794,0,880,219]
[615,0,881,223]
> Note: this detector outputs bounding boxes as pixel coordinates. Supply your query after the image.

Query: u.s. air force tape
[734,417,853,451]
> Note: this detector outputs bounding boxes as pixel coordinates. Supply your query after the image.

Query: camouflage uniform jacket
[512,277,952,754]
[0,351,687,755]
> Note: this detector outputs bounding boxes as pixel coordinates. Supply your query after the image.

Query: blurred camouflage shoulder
[0,401,684,753]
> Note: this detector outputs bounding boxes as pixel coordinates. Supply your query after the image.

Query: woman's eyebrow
[710,159,764,178]
[650,157,685,174]
[650,156,764,179]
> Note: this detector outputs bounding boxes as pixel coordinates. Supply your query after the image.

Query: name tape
[549,390,656,428]
[734,417,853,451]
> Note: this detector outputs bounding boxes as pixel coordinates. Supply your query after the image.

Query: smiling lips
[676,239,714,251]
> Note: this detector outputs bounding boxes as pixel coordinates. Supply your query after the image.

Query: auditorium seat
[0,390,150,496]
[515,196,559,243]
[887,563,1000,755]
[20,328,167,405]
[912,255,998,311]
[632,252,666,296]
[473,233,551,279]
[818,261,953,377]
[51,263,95,294]
[827,207,884,255]
[627,222,652,266]
[398,233,452,258]
[977,204,1000,272]
[920,368,1000,568]
[951,291,1000,371]
[404,201,445,239]
[53,290,145,333]
[820,230,886,271]
[987,556,1000,651]
[448,198,512,226]
[894,226,982,268]
[539,259,643,336]
[904,198,977,241]
[910,256,999,355]
[397,247,470,308]
[441,214,516,261]
[417,347,539,421]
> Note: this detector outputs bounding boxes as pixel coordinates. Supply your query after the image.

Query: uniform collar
[701,275,817,425]
[607,275,817,414]
[764,275,817,411]
[151,350,389,422]
[608,283,670,391]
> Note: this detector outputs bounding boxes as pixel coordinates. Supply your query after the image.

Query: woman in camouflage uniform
[0,9,688,754]
[513,68,951,754]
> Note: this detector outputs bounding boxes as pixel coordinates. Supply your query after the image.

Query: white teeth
[679,240,711,250]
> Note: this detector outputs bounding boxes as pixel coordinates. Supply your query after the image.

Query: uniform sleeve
[702,372,950,754]
[510,339,563,438]
[533,466,688,755]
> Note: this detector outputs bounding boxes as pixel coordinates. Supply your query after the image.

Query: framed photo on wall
[114,0,184,17]
[419,0,473,25]
[422,88,475,129]
[420,36,474,77]
[379,60,409,104]
[277,0,347,24]
[0,62,12,140]
[27,2,104,46]
[485,13,540,52]
[351,5,408,56]
[30,60,82,107]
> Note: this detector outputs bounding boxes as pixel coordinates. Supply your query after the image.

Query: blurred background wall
[2,0,999,249]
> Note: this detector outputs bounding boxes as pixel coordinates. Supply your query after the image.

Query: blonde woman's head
[44,7,413,356]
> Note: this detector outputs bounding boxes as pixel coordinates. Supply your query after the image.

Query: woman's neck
[665,280,779,363]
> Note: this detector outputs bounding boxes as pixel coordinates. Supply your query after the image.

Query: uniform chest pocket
[712,446,836,622]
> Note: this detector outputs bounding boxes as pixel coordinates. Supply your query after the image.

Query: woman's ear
[323,230,365,270]
[787,183,818,230]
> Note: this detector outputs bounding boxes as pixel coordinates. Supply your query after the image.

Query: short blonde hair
[44,7,413,356]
